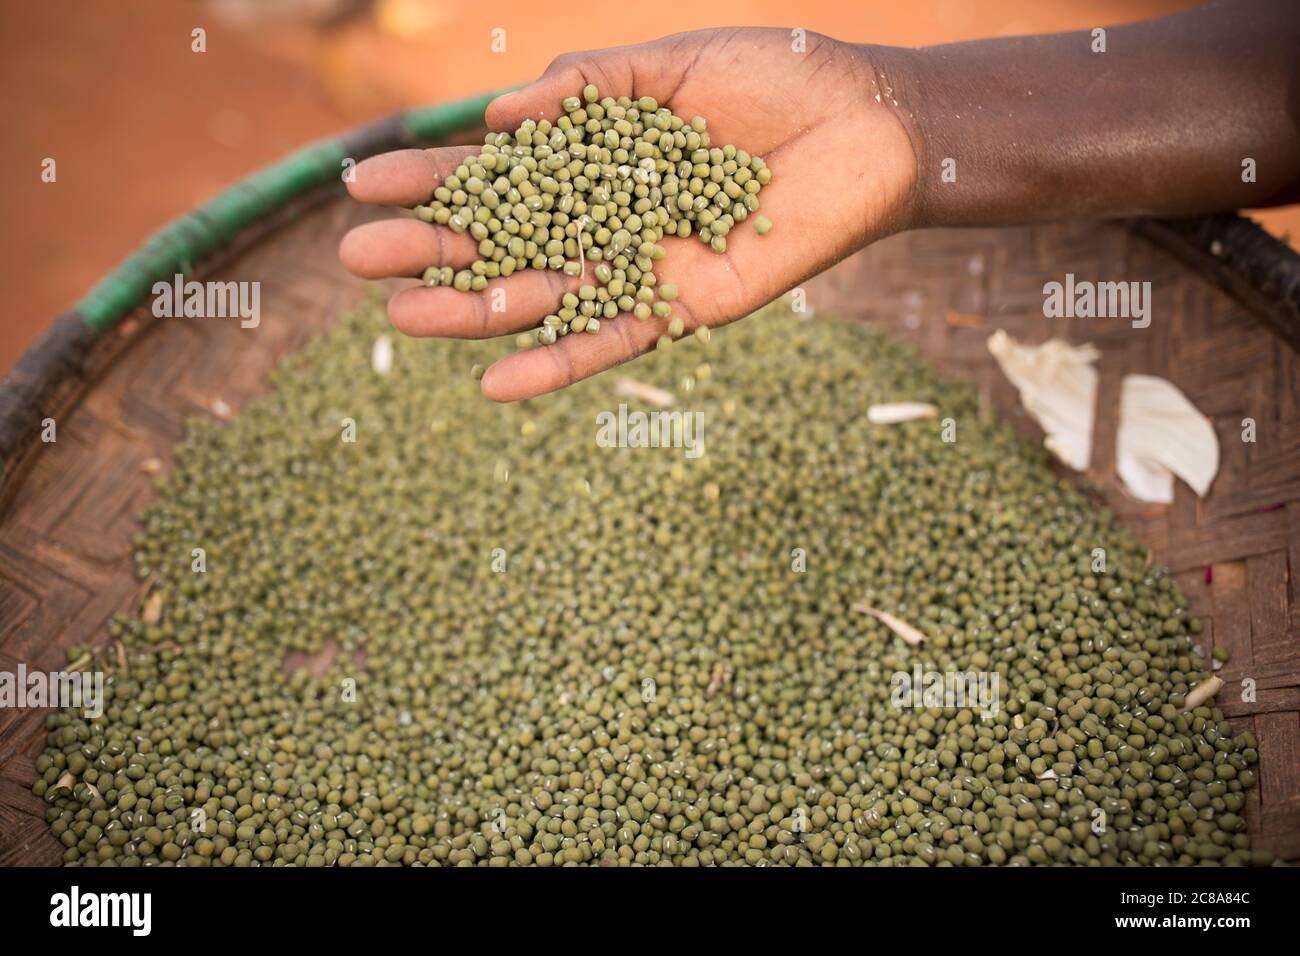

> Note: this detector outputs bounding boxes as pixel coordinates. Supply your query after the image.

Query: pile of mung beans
[414,85,770,345]
[34,301,1269,866]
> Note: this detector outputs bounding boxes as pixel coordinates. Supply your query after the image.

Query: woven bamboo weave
[0,118,1296,865]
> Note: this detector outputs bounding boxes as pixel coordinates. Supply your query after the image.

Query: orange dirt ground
[1,0,1295,374]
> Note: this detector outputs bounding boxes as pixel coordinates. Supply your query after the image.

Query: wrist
[852,43,930,234]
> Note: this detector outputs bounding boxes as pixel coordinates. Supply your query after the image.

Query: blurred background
[2,0,1295,374]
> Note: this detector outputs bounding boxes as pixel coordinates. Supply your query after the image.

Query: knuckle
[548,341,577,386]
[547,52,578,74]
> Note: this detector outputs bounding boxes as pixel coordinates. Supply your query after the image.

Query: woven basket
[1,96,1297,865]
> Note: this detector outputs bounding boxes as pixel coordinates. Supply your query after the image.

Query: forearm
[872,0,1300,229]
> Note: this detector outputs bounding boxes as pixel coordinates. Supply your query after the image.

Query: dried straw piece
[851,603,928,645]
[614,378,676,408]
[944,310,983,328]
[1183,676,1224,711]
[371,334,394,375]
[705,662,732,697]
[867,402,938,425]
[142,591,164,625]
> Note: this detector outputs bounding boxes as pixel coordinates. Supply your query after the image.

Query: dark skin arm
[339,1,1300,402]
[885,0,1300,226]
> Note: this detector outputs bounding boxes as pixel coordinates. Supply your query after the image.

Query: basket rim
[0,90,506,484]
[1,90,1297,483]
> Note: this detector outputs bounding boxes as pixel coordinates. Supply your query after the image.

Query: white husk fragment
[1182,676,1224,711]
[614,378,676,408]
[371,335,394,375]
[851,603,928,645]
[986,331,1099,471]
[1115,374,1219,504]
[867,402,939,424]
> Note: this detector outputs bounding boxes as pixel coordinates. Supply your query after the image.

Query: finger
[486,64,598,128]
[486,40,684,130]
[480,304,692,402]
[388,269,581,339]
[346,146,478,207]
[339,219,478,279]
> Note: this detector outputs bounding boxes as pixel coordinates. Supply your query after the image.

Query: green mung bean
[412,86,769,347]
[35,298,1266,868]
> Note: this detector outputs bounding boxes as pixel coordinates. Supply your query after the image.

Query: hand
[339,28,918,401]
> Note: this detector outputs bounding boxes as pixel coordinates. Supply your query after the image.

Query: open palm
[339,28,917,401]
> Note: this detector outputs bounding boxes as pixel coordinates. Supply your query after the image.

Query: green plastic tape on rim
[76,139,348,333]
[73,90,516,335]
[403,87,517,142]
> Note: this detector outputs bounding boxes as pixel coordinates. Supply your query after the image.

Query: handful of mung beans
[414,85,771,347]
